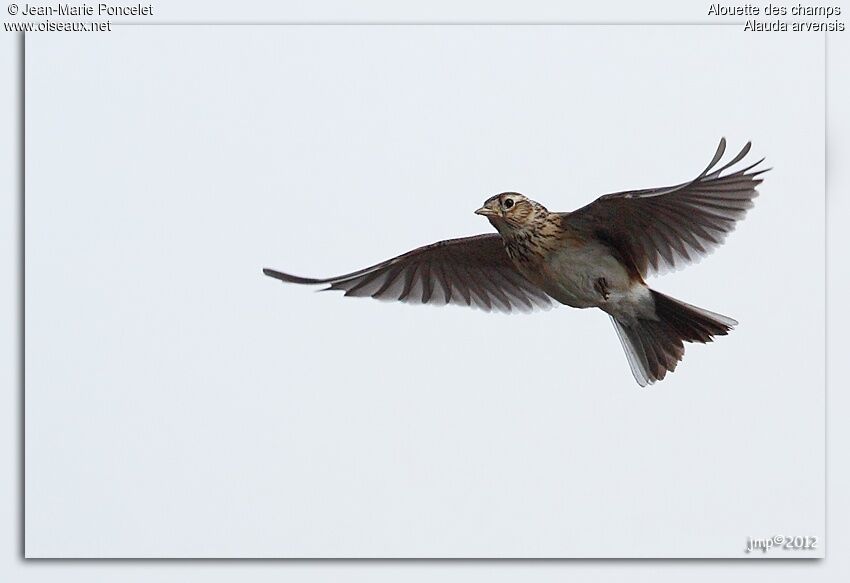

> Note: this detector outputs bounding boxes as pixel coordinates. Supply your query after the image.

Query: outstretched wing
[263,234,552,313]
[564,138,768,278]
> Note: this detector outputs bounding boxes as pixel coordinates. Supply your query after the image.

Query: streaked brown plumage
[264,138,767,386]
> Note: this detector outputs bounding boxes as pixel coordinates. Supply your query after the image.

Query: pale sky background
[24,25,823,558]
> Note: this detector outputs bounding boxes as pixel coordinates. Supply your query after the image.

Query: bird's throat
[500,214,565,267]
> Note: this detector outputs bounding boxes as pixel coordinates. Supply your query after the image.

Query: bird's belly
[537,241,631,309]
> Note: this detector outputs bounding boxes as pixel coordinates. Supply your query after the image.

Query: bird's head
[475,192,548,234]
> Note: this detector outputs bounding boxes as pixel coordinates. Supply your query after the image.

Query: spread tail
[611,290,737,387]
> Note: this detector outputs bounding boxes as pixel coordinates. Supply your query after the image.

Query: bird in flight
[264,139,767,386]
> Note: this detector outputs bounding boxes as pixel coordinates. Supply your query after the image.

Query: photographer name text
[16,2,152,16]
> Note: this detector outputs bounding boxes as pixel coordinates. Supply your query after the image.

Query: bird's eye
[503,198,514,209]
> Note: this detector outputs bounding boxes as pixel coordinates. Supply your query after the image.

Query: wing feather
[263,234,552,313]
[564,139,767,277]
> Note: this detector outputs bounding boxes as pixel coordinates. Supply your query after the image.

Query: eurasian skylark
[264,139,767,386]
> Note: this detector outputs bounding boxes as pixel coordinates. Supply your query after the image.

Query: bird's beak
[475,206,497,217]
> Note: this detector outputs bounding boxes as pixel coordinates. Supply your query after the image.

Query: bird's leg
[594,277,610,302]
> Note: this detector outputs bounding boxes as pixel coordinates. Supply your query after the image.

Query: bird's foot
[595,277,611,302]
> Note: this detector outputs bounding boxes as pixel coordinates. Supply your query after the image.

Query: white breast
[540,240,633,309]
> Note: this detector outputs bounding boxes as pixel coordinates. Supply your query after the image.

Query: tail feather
[612,290,736,387]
